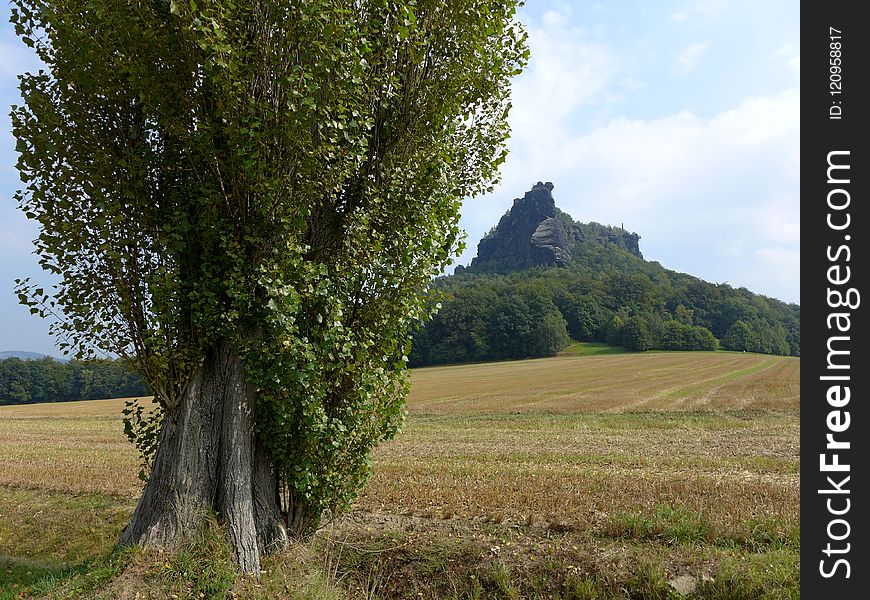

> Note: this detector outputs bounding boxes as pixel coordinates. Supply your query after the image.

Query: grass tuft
[696,549,800,599]
[159,516,238,599]
[605,504,714,545]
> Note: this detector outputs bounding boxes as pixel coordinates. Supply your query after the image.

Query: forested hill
[410,182,800,367]
[0,357,148,405]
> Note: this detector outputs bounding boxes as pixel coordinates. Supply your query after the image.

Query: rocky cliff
[470,182,572,270]
[582,222,643,259]
[467,182,642,272]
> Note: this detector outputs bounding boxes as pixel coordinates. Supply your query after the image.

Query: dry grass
[0,352,798,501]
[0,488,133,565]
[0,351,800,598]
[407,352,799,413]
[0,397,146,419]
[0,400,141,498]
[359,411,799,541]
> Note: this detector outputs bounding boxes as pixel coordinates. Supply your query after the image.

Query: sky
[0,0,799,357]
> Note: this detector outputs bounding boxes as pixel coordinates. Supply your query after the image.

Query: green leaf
[10,0,529,530]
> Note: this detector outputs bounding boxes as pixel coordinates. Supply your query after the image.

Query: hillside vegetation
[0,352,799,598]
[0,357,148,406]
[411,184,799,367]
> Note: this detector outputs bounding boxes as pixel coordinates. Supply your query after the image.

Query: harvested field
[408,352,799,413]
[359,411,799,540]
[0,351,800,598]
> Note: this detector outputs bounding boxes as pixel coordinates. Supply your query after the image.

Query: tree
[660,320,686,350]
[604,273,653,310]
[660,321,717,351]
[621,315,651,352]
[12,0,527,574]
[414,286,496,365]
[674,304,694,326]
[530,310,570,356]
[0,358,32,403]
[0,357,149,405]
[722,320,758,352]
[685,325,717,351]
[606,314,625,347]
[556,293,609,342]
[488,293,536,359]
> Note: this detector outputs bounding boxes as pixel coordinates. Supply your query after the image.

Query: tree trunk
[120,339,288,576]
[285,490,322,540]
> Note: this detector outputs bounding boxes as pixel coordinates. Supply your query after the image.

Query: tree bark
[253,441,290,553]
[119,339,288,576]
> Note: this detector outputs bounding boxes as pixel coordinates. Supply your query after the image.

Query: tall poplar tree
[11,0,527,573]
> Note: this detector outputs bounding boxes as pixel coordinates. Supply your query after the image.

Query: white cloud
[541,9,566,29]
[670,0,729,22]
[756,247,800,272]
[673,41,711,76]
[504,87,796,208]
[460,81,800,300]
[709,89,799,143]
[619,77,644,91]
[456,10,626,238]
[757,194,800,244]
[508,13,620,140]
[745,247,801,300]
[455,3,800,302]
[691,0,729,17]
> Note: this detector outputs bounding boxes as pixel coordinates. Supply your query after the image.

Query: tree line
[0,357,148,405]
[410,236,799,366]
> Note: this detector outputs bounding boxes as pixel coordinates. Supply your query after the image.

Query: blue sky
[0,0,799,356]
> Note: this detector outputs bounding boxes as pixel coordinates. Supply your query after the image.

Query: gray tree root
[119,340,288,576]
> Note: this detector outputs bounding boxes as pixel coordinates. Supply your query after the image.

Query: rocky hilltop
[467,182,641,272]
[470,182,571,270]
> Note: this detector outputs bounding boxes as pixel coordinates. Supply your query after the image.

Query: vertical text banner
[802,2,868,596]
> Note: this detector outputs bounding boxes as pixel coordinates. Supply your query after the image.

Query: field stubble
[0,351,800,598]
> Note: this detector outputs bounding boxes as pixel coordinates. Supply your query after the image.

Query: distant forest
[410,235,799,367]
[3,223,799,401]
[0,357,148,405]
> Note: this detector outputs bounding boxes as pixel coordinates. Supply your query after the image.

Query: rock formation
[467,181,643,272]
[470,182,571,270]
[606,229,642,258]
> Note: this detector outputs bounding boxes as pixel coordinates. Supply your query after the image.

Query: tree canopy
[0,357,148,405]
[12,0,527,574]
[410,210,799,366]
